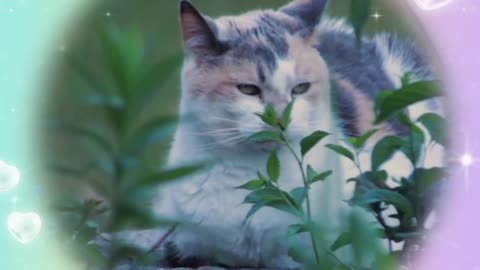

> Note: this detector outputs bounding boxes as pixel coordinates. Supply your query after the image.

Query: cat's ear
[280,0,327,32]
[180,1,226,57]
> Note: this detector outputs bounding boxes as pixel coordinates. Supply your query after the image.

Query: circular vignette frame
[0,0,479,269]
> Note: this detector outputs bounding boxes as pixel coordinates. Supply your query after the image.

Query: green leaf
[131,164,204,191]
[351,129,379,149]
[418,113,447,146]
[248,131,281,142]
[256,104,278,127]
[243,188,301,217]
[375,80,442,124]
[325,144,355,162]
[349,0,372,46]
[290,187,306,205]
[243,203,265,223]
[236,179,265,190]
[375,90,395,114]
[354,189,414,221]
[267,151,280,182]
[300,131,330,157]
[112,201,174,231]
[243,188,284,204]
[401,124,425,166]
[412,167,445,195]
[401,72,414,87]
[331,231,352,251]
[371,136,404,171]
[307,166,333,185]
[127,116,177,154]
[100,28,129,98]
[137,55,182,106]
[287,223,312,237]
[281,100,295,130]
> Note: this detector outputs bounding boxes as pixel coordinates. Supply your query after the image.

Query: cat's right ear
[180,1,225,57]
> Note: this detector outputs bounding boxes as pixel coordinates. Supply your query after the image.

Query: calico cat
[154,0,433,268]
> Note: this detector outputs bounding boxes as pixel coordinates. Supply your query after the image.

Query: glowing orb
[0,160,20,192]
[461,153,474,167]
[413,0,453,10]
[7,212,42,244]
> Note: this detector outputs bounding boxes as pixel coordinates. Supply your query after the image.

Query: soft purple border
[410,0,480,269]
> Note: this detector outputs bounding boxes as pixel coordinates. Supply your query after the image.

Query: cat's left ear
[179,1,226,57]
[280,0,327,33]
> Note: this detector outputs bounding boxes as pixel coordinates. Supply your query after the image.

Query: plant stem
[282,132,321,265]
[352,148,363,174]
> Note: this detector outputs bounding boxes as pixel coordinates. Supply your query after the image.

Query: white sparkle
[461,153,474,167]
[370,10,384,21]
[105,11,111,17]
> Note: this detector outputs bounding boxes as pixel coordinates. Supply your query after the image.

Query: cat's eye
[291,82,311,96]
[237,84,262,96]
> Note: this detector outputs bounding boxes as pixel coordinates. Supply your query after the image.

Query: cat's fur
[154,0,433,268]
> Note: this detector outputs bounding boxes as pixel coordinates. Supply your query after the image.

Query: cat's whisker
[209,116,261,128]
[190,134,248,152]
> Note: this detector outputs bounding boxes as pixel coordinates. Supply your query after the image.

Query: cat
[153,0,434,268]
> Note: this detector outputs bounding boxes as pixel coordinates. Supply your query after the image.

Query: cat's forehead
[213,10,300,73]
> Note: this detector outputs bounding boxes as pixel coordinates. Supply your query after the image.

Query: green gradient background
[0,0,421,269]
[0,1,83,268]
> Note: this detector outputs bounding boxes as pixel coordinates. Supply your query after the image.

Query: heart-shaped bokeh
[413,0,453,10]
[7,212,42,244]
[0,160,20,192]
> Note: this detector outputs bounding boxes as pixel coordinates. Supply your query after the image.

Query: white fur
[153,56,350,268]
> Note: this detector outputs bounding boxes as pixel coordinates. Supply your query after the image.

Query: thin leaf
[371,136,404,171]
[290,187,306,205]
[300,131,330,157]
[418,113,447,146]
[281,101,294,130]
[331,231,352,251]
[353,189,414,221]
[132,164,204,190]
[307,166,333,185]
[351,129,379,149]
[375,80,443,124]
[401,124,425,166]
[127,116,177,154]
[325,144,355,162]
[236,179,265,190]
[243,202,265,224]
[267,151,280,182]
[349,0,372,46]
[412,167,445,195]
[137,55,182,107]
[256,104,278,127]
[248,131,281,142]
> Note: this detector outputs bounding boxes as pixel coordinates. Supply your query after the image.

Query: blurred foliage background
[38,0,439,268]
[42,0,426,193]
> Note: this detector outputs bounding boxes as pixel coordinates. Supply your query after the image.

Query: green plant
[46,27,200,268]
[240,79,446,269]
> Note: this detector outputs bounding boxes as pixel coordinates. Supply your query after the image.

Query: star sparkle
[370,10,384,21]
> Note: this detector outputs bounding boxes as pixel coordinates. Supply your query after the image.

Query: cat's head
[179,0,331,152]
